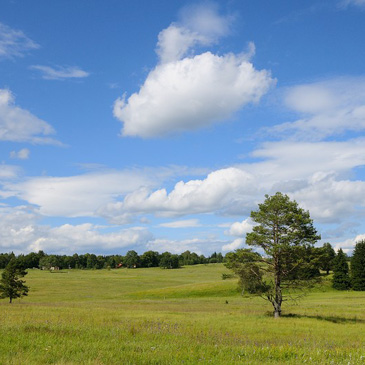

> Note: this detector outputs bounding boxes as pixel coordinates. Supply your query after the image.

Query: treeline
[0,250,224,270]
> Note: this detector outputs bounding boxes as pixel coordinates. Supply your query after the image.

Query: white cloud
[0,89,60,144]
[0,205,153,254]
[156,25,206,65]
[156,3,232,63]
[0,22,39,59]
[159,219,201,228]
[100,167,256,220]
[333,234,365,254]
[10,148,30,160]
[270,78,365,140]
[247,138,365,183]
[242,138,365,223]
[0,206,40,251]
[222,238,244,252]
[4,169,157,218]
[35,224,153,254]
[290,173,365,223]
[30,65,89,80]
[114,4,274,138]
[146,237,225,255]
[226,218,254,237]
[115,52,273,138]
[178,3,233,40]
[0,164,20,180]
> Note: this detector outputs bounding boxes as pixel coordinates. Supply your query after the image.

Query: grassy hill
[1,264,364,364]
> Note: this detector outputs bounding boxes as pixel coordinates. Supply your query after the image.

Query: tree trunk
[273,303,281,318]
[273,251,282,318]
[272,297,282,318]
[9,297,12,304]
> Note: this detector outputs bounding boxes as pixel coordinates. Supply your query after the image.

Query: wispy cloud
[268,78,365,140]
[0,88,61,145]
[0,22,39,60]
[10,148,30,160]
[159,219,201,228]
[339,0,365,9]
[0,164,20,180]
[29,65,89,80]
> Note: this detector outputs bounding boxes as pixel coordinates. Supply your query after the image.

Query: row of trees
[0,250,224,271]
[332,242,365,291]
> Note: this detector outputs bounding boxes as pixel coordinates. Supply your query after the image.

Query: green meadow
[0,264,364,364]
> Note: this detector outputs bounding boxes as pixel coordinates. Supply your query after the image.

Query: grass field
[0,264,364,364]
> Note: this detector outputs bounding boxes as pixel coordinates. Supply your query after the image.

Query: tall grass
[0,265,364,364]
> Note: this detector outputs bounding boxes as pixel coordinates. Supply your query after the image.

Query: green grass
[1,264,364,364]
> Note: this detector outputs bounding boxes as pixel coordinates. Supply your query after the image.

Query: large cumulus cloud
[114,5,274,138]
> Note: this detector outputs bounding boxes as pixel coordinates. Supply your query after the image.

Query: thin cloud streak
[30,65,90,80]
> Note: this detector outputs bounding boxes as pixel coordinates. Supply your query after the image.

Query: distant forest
[0,250,224,270]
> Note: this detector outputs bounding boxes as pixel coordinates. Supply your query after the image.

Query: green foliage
[0,252,15,269]
[179,250,201,265]
[351,240,365,291]
[159,252,180,269]
[319,242,336,275]
[0,258,29,303]
[332,249,351,290]
[124,250,141,268]
[140,250,160,267]
[228,192,320,317]
[225,249,268,294]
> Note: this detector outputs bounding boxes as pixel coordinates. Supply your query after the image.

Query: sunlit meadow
[1,264,364,364]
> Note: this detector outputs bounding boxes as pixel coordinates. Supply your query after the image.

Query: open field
[1,264,364,364]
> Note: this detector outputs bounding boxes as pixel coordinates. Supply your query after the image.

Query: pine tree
[226,192,320,318]
[332,249,351,290]
[351,240,365,291]
[0,258,29,303]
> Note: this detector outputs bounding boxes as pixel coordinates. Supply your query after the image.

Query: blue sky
[1,0,365,255]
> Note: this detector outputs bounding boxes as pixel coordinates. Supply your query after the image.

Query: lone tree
[332,249,351,290]
[351,240,365,291]
[0,258,29,303]
[226,192,320,318]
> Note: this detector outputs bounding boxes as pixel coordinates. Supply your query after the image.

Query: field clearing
[1,264,364,364]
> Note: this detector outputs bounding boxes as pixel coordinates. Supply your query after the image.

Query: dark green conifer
[332,249,351,290]
[351,240,365,291]
[0,258,29,303]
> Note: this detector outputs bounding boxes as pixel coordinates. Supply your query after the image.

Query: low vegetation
[0,264,364,364]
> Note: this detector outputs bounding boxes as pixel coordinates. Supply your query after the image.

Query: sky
[1,0,365,256]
